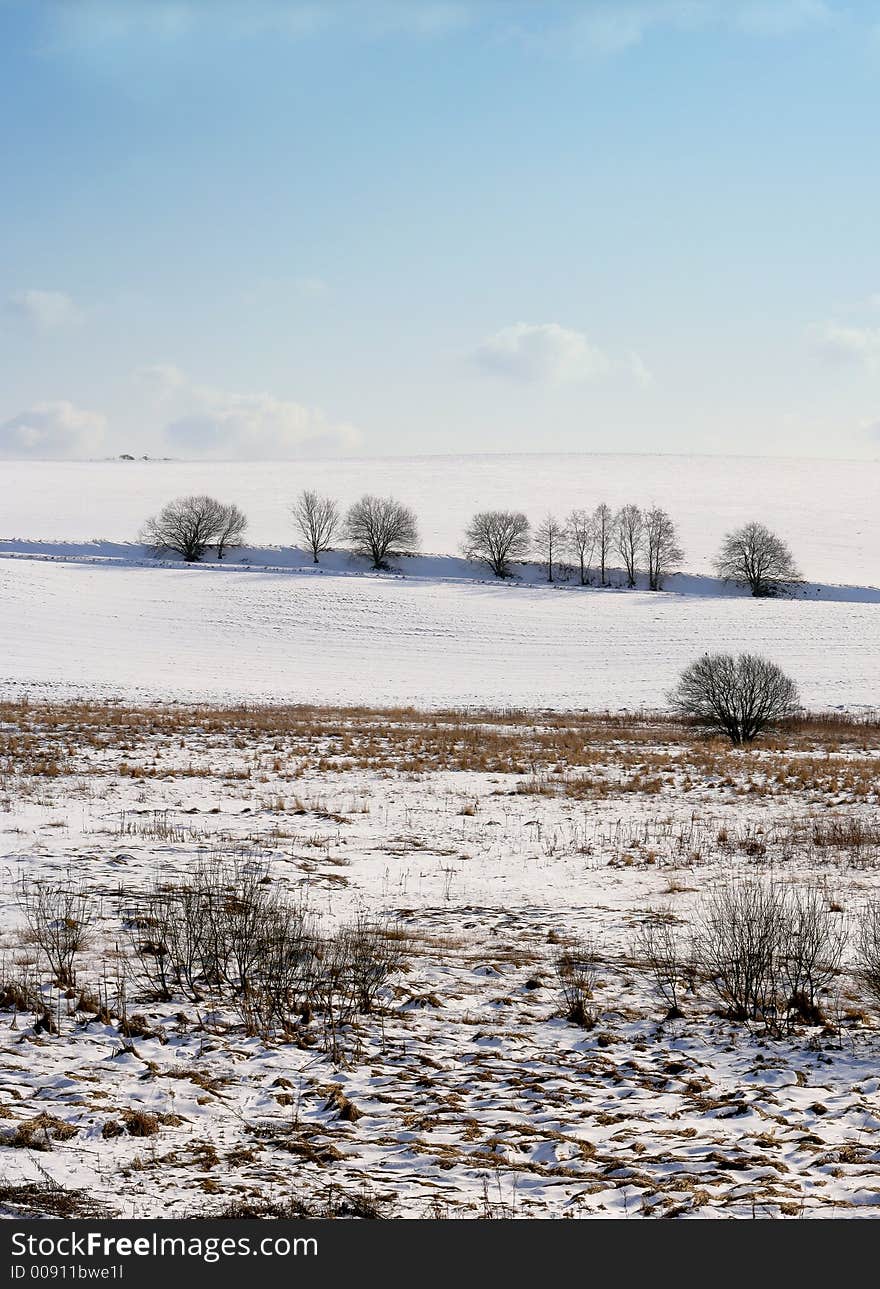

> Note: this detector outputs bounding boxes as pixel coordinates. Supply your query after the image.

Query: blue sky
[1,0,879,460]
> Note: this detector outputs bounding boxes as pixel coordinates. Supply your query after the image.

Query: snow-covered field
[1,453,879,1219]
[0,556,878,710]
[2,454,879,585]
[2,703,880,1219]
[0,454,877,711]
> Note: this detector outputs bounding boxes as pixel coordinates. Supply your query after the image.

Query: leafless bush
[16,878,95,988]
[292,489,339,563]
[345,495,419,569]
[669,652,799,744]
[695,880,784,1027]
[125,863,404,1047]
[632,910,689,1017]
[554,937,598,1027]
[462,510,530,578]
[779,885,847,1024]
[853,902,880,1009]
[335,915,406,1014]
[715,521,799,597]
[0,955,42,1016]
[695,880,845,1033]
[235,903,320,1037]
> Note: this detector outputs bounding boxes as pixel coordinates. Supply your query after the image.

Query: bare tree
[215,502,248,559]
[593,502,613,587]
[292,489,339,563]
[345,495,419,569]
[669,652,799,744]
[566,509,597,586]
[462,510,530,578]
[715,521,799,597]
[643,506,683,591]
[140,495,242,563]
[614,503,644,588]
[534,513,565,583]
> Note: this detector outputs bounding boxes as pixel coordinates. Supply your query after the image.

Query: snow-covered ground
[0,453,877,711]
[1,452,878,585]
[0,554,877,709]
[1,705,879,1218]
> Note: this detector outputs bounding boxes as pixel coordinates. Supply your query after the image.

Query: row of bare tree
[141,491,419,570]
[463,503,685,589]
[141,491,800,596]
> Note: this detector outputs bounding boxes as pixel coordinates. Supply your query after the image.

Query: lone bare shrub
[462,510,530,578]
[554,938,598,1027]
[292,489,339,563]
[669,652,799,744]
[17,879,94,988]
[345,495,419,569]
[715,521,799,597]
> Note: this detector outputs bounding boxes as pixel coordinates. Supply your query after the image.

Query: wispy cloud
[8,289,83,330]
[0,401,106,458]
[507,0,836,56]
[43,0,473,50]
[135,364,362,458]
[40,0,838,55]
[815,322,880,370]
[473,321,651,388]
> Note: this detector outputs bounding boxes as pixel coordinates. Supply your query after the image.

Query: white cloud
[8,289,83,330]
[816,322,880,369]
[47,1,472,49]
[133,363,188,399]
[471,321,651,387]
[135,364,362,458]
[732,0,832,37]
[292,275,329,295]
[513,0,835,56]
[0,402,107,458]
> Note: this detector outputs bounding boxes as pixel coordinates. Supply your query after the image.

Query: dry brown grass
[1,699,878,801]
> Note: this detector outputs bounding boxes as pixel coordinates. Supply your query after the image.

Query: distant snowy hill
[1,453,878,586]
[1,454,877,711]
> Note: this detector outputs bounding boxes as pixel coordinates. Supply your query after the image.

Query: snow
[0,554,877,710]
[1,706,880,1218]
[0,453,877,711]
[1,452,878,584]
